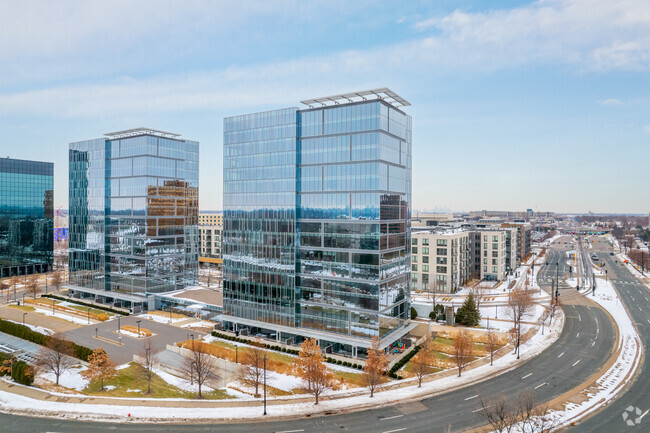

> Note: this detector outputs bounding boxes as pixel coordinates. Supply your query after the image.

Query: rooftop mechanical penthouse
[222,88,413,358]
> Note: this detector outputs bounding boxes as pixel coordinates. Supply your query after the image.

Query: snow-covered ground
[39,366,89,391]
[0,307,564,422]
[137,313,187,324]
[4,319,54,336]
[31,306,92,325]
[155,369,216,394]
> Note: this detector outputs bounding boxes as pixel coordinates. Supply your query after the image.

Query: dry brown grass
[121,325,152,337]
[25,298,109,321]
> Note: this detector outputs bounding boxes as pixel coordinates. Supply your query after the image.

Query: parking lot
[63,315,206,364]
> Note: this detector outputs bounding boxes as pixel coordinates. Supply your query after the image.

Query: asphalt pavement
[0,242,620,432]
[569,238,650,433]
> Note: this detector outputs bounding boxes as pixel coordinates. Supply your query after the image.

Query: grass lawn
[7,304,35,312]
[67,304,112,317]
[82,363,234,400]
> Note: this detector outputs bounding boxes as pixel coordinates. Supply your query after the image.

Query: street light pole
[117,316,121,332]
[87,308,90,324]
[137,320,142,338]
[22,312,27,326]
[263,353,267,415]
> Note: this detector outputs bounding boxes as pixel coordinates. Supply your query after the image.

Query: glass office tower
[68,128,199,311]
[223,89,412,357]
[0,158,53,278]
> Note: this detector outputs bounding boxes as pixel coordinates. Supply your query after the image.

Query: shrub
[11,360,34,386]
[410,306,418,320]
[389,345,420,375]
[336,360,342,365]
[41,294,129,316]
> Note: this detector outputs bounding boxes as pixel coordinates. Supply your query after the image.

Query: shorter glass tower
[0,158,53,277]
[68,128,199,311]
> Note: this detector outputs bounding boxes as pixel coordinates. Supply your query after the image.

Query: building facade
[0,158,54,278]
[411,230,471,293]
[223,89,412,356]
[68,128,199,310]
[199,224,222,265]
[199,212,223,226]
[478,229,507,281]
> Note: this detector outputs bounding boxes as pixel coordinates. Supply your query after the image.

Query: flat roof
[104,127,181,139]
[300,88,410,109]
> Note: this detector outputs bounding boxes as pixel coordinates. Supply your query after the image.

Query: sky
[0,0,648,214]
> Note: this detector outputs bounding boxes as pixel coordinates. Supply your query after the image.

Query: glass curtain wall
[296,100,412,340]
[223,108,298,327]
[69,135,199,297]
[0,158,53,277]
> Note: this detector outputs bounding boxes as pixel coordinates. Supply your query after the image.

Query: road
[569,237,650,433]
[0,242,618,432]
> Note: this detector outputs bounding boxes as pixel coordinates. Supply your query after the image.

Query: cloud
[600,98,623,106]
[1,0,650,118]
[645,126,650,133]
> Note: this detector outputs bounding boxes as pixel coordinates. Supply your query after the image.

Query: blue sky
[0,0,648,214]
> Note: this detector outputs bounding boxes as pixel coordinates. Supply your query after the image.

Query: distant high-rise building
[0,158,54,277]
[223,89,413,357]
[68,128,199,311]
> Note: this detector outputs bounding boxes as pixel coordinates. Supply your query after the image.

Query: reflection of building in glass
[0,158,54,278]
[68,128,199,312]
[223,89,413,357]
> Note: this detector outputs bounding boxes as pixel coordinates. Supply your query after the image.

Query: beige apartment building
[199,212,223,226]
[478,229,508,281]
[411,230,471,293]
[199,223,222,266]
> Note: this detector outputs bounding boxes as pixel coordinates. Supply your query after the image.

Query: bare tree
[181,342,218,398]
[539,308,550,334]
[471,284,489,311]
[480,392,560,433]
[507,288,535,358]
[25,274,40,299]
[50,271,63,293]
[36,334,74,386]
[139,340,157,394]
[453,329,474,377]
[411,337,434,386]
[237,342,265,397]
[295,338,332,404]
[485,328,501,366]
[9,275,20,297]
[363,337,388,396]
[548,296,561,324]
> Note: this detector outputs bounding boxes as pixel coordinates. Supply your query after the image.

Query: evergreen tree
[455,293,481,327]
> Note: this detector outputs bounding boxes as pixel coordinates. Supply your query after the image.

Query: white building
[411,229,471,293]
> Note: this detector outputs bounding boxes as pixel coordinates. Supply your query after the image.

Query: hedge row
[388,345,420,379]
[325,357,363,370]
[0,318,93,362]
[41,294,129,316]
[0,352,34,386]
[211,331,301,355]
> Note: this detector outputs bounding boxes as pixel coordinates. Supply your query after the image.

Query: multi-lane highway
[569,237,649,433]
[0,241,621,432]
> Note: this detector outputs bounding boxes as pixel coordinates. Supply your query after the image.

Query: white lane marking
[572,360,581,367]
[639,409,649,421]
[383,429,407,433]
[578,314,582,321]
[381,415,404,421]
[473,407,485,413]
[276,430,305,433]
[558,352,565,358]
[591,340,596,347]
[464,394,479,401]
[522,373,533,379]
[576,333,580,338]
[534,382,547,389]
